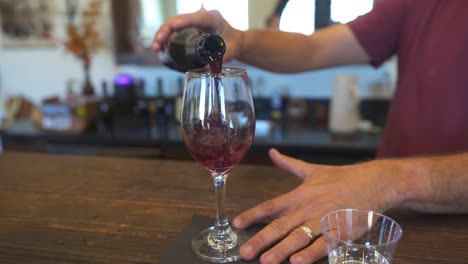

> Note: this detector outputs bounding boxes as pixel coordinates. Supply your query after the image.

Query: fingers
[248,225,327,264]
[237,205,311,261]
[233,192,294,229]
[234,150,319,230]
[239,216,327,263]
[152,26,171,51]
[290,236,328,264]
[269,148,314,180]
[152,9,223,51]
[239,216,300,261]
[152,13,193,51]
[261,221,322,264]
[232,192,299,260]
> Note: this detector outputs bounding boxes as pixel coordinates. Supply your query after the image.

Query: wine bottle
[135,79,148,119]
[158,28,226,72]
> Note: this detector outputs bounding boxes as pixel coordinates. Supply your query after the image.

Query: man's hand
[233,148,402,264]
[152,8,244,62]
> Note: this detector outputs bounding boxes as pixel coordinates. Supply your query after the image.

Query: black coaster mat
[158,215,266,264]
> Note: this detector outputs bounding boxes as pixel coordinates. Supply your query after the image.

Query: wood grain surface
[0,152,467,263]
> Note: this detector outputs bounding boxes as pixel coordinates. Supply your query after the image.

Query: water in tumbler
[329,245,389,264]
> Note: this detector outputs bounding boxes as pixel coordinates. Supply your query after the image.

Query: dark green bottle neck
[194,34,226,63]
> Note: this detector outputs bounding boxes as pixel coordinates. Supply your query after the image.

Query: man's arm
[153,9,370,73]
[238,24,370,73]
[231,150,468,263]
[396,152,468,213]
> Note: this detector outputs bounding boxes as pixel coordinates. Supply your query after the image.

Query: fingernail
[291,255,303,264]
[262,253,276,264]
[240,244,252,256]
[232,218,241,228]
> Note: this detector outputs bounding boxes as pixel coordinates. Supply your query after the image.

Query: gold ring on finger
[298,225,318,241]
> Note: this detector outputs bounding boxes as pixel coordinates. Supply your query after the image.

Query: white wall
[249,0,277,29]
[0,0,116,107]
[0,49,115,102]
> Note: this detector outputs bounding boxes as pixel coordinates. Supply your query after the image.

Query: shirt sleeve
[347,0,407,67]
[273,0,290,16]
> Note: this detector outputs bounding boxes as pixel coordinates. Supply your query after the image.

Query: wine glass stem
[214,174,229,230]
[212,174,233,239]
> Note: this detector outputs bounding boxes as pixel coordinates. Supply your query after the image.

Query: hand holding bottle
[152,8,244,63]
[158,28,226,72]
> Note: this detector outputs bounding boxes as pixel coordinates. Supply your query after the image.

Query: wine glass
[180,67,256,263]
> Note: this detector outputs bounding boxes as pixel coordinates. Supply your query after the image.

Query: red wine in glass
[183,117,254,174]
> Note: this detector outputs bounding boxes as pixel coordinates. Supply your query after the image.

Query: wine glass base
[192,226,248,263]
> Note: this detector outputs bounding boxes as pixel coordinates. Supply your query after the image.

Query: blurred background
[0,0,394,165]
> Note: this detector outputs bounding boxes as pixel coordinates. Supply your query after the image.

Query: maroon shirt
[348,0,468,158]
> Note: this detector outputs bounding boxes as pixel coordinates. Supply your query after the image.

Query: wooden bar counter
[0,152,467,263]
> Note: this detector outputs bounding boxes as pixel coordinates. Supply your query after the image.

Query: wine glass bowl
[181,68,255,174]
[180,68,255,262]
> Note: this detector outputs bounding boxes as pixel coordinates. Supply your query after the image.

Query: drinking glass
[180,68,256,263]
[320,209,403,264]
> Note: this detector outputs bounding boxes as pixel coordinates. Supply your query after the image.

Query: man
[265,0,289,29]
[153,1,468,263]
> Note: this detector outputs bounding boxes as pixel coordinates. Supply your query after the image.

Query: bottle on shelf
[155,77,167,118]
[173,77,184,122]
[101,80,109,98]
[164,86,174,122]
[158,28,226,72]
[270,90,283,122]
[113,74,137,116]
[135,79,149,119]
[254,77,265,98]
[98,80,114,134]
